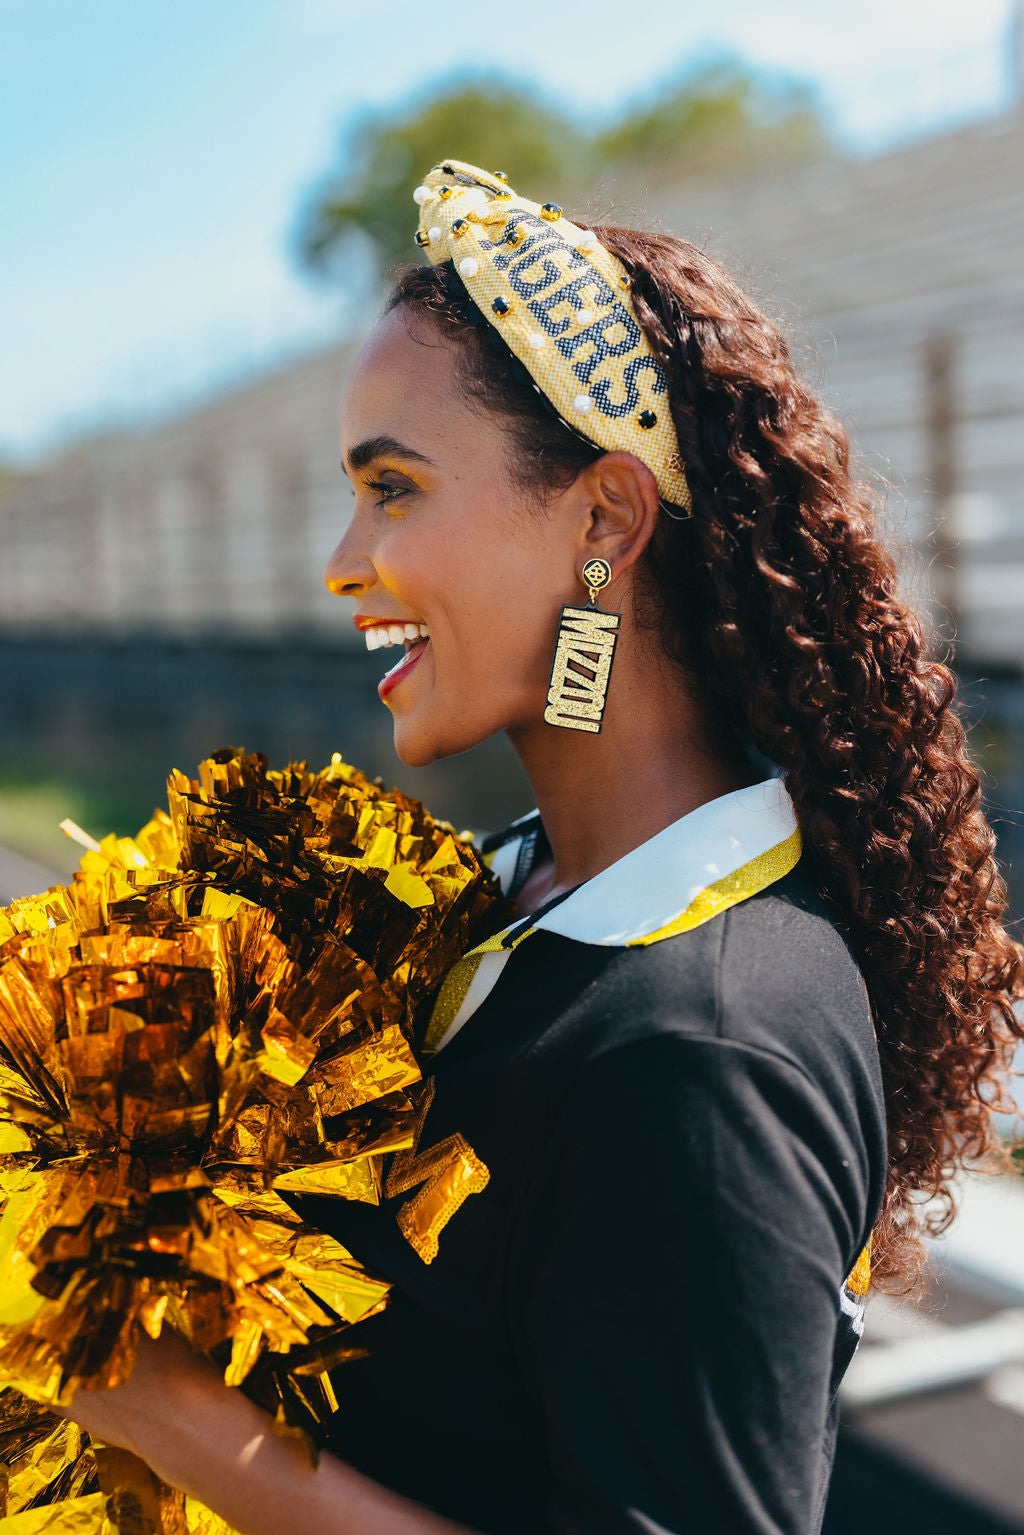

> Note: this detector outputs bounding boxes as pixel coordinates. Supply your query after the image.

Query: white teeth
[363,622,430,650]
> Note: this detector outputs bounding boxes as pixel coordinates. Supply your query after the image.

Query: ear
[572,451,661,580]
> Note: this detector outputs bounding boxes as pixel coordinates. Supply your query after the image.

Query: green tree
[597,62,828,185]
[296,64,828,288]
[297,79,587,283]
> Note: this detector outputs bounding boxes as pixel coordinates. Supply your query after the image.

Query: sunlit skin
[53,305,757,1534]
[326,304,756,911]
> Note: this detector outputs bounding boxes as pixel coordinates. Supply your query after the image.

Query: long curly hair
[388,227,1024,1288]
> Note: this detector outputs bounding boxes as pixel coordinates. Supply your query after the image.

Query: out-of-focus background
[2,0,1024,1525]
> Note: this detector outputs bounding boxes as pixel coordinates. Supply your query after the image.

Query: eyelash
[362,476,407,506]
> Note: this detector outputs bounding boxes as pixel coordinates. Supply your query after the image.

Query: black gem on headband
[541,202,562,221]
[452,219,470,238]
[492,296,511,316]
[639,411,657,428]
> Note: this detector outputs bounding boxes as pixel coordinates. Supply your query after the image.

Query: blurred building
[3,106,1023,653]
[0,343,355,641]
[656,105,1024,669]
[1,102,1022,841]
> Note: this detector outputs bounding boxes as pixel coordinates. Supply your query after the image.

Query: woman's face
[326,306,586,767]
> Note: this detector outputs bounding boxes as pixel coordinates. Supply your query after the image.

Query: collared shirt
[296,778,887,1535]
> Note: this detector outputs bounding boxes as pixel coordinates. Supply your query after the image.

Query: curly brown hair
[388,227,1024,1288]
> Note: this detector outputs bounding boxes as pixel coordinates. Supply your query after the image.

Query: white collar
[426,778,800,1054]
[491,776,799,948]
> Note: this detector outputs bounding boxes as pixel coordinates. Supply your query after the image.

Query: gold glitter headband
[412,159,691,515]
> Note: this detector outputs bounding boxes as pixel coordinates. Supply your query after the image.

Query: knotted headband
[412,159,691,514]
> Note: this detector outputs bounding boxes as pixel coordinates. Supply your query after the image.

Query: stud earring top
[582,557,613,607]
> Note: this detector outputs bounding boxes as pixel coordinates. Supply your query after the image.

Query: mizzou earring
[543,558,621,733]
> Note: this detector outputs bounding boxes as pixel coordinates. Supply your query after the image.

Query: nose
[324,523,376,598]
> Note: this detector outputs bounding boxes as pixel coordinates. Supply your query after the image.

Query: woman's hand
[55,1329,472,1535]
[61,1327,218,1460]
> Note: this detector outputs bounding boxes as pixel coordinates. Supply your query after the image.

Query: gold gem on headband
[412,159,692,515]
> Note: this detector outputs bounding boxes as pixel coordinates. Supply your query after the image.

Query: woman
[63,159,1023,1535]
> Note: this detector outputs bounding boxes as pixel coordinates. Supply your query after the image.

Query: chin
[392,729,440,770]
[391,706,505,769]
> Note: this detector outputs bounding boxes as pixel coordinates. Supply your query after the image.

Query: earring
[543,558,621,734]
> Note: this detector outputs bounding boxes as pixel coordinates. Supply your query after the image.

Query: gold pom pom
[0,748,509,1529]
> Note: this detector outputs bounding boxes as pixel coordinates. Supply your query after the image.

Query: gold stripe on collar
[629,829,802,947]
[422,922,534,1054]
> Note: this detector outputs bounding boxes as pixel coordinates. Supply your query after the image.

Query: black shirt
[296,790,887,1535]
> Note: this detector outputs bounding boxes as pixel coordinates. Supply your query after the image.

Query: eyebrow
[343,435,436,473]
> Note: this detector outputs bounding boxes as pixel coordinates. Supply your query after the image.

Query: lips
[377,636,430,701]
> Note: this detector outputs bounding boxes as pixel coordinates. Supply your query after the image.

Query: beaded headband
[412,159,691,515]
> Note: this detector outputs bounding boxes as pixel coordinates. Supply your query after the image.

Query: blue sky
[1,0,1016,460]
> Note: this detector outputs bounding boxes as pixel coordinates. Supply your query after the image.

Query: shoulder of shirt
[529,863,877,1092]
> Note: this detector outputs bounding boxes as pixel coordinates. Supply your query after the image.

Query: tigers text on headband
[412,159,692,515]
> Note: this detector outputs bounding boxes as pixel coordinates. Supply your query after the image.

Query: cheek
[371,521,447,605]
[448,564,562,712]
[444,549,558,671]
[380,507,550,626]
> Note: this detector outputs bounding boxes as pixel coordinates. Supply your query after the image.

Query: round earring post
[581,557,612,609]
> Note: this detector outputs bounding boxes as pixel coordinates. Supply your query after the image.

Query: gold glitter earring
[543,558,620,734]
